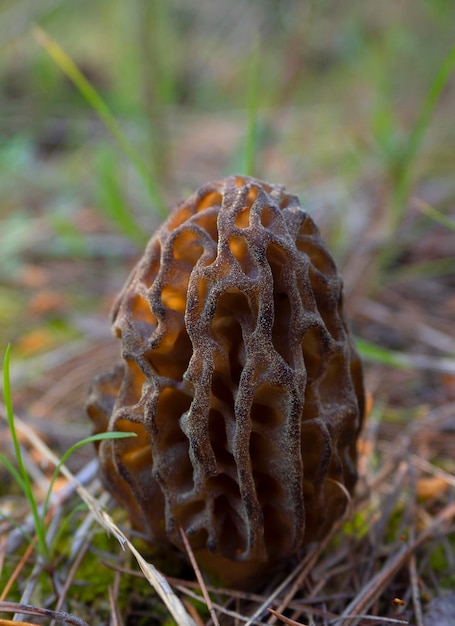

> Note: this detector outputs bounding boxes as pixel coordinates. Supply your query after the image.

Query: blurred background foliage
[0,0,454,363]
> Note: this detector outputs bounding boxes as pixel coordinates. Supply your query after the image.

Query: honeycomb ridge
[87,175,365,587]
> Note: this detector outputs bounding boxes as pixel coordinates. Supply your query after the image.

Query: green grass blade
[96,149,149,244]
[42,431,137,522]
[357,338,455,374]
[32,26,168,219]
[0,452,29,493]
[244,37,261,177]
[355,338,408,369]
[2,345,48,558]
[391,43,455,228]
[414,198,455,233]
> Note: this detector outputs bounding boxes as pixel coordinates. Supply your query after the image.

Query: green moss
[343,509,371,540]
[428,538,455,589]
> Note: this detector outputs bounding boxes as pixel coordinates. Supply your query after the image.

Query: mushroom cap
[87,175,365,588]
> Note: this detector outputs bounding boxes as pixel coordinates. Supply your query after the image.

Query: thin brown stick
[0,619,36,626]
[108,569,123,626]
[409,554,423,626]
[330,615,408,624]
[176,586,265,626]
[183,598,207,626]
[267,608,308,626]
[179,527,220,626]
[0,538,35,601]
[0,602,89,626]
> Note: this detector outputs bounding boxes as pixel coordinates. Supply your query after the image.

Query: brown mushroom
[87,175,365,588]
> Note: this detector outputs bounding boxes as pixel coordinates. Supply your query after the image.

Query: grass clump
[1,345,136,564]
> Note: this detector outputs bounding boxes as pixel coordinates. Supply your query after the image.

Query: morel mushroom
[87,175,365,588]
